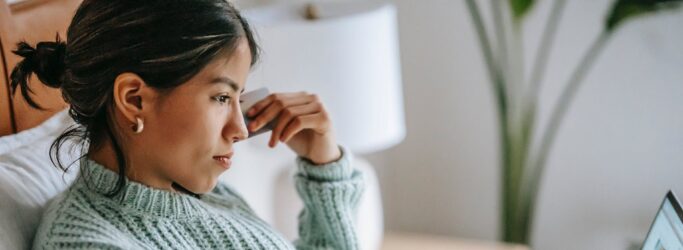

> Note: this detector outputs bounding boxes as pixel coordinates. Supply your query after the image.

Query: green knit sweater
[32,145,364,249]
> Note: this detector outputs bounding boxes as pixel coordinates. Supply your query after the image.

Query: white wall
[366,0,683,249]
[237,0,683,249]
[366,0,501,241]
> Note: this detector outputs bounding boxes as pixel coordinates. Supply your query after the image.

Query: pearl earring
[132,117,144,134]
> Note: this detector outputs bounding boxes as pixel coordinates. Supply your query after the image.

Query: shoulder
[32,188,132,249]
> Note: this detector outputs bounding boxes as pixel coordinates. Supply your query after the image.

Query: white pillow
[0,110,77,155]
[0,109,82,250]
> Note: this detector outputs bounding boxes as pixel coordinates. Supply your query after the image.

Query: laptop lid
[642,191,683,250]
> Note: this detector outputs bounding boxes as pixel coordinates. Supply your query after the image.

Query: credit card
[240,87,274,138]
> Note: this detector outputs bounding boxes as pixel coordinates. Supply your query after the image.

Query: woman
[10,0,364,249]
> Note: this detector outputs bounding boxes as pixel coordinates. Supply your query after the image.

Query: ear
[112,72,156,125]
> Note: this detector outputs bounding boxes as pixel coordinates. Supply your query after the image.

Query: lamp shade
[242,1,405,154]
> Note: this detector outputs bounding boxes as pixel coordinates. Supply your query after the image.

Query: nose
[225,106,249,143]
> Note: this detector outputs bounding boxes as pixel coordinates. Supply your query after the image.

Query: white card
[240,87,274,138]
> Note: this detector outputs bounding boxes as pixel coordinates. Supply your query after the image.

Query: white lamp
[242,1,405,155]
[238,2,405,250]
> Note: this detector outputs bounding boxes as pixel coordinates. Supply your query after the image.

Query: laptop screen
[642,191,683,250]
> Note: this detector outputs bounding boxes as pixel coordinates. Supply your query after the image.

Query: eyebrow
[210,76,245,94]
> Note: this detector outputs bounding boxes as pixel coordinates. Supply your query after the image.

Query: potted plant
[465,0,682,244]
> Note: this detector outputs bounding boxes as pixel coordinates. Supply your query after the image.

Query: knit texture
[32,145,364,249]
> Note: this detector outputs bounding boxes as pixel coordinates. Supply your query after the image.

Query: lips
[213,152,234,169]
[214,152,234,159]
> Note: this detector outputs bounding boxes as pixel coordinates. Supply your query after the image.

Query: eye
[214,95,231,105]
[213,95,245,105]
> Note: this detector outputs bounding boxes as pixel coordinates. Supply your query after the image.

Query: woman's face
[137,38,251,194]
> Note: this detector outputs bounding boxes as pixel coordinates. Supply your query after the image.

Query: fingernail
[247,108,255,116]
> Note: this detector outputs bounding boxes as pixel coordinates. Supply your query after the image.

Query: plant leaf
[509,0,535,19]
[606,0,683,31]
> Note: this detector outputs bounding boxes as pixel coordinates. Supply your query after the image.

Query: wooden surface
[4,0,80,133]
[0,0,83,136]
[381,232,529,250]
[0,0,15,136]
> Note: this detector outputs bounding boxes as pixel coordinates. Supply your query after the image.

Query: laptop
[642,191,683,250]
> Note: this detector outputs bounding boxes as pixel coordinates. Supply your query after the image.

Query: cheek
[144,94,231,193]
[162,104,222,149]
[148,98,226,168]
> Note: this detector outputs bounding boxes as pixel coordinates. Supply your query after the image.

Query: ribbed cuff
[296,144,354,182]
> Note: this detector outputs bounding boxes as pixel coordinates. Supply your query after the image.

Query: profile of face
[112,38,252,194]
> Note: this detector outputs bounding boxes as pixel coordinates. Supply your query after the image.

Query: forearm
[293,145,365,250]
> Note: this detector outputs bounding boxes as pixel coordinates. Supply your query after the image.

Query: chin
[176,167,222,194]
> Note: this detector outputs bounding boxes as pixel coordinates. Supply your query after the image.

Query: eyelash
[214,95,244,105]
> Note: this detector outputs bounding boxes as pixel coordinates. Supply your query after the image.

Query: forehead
[179,59,242,95]
[208,76,243,93]
[192,39,252,90]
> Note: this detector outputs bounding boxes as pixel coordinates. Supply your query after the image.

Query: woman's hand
[245,92,342,165]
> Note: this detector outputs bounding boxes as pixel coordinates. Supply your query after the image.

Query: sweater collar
[76,157,208,218]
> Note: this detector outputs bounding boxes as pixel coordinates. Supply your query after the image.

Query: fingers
[280,113,327,143]
[247,91,307,117]
[268,102,320,147]
[248,92,311,132]
[247,91,331,148]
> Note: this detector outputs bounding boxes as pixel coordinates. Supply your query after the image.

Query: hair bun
[10,33,67,109]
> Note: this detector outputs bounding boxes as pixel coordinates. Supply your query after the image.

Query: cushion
[0,109,76,155]
[0,109,82,249]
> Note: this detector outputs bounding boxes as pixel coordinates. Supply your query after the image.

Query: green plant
[464,0,683,244]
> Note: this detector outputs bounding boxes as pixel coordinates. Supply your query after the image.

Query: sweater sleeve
[292,144,365,250]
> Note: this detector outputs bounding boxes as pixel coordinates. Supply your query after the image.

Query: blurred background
[1,0,681,249]
[235,0,683,249]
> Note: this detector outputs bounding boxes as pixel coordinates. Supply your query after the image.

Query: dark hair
[9,0,260,197]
